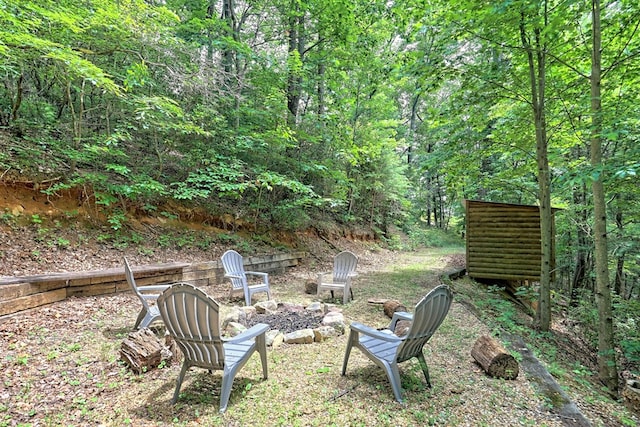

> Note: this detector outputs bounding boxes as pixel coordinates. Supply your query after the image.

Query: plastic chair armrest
[389,311,413,330]
[349,322,402,343]
[226,323,270,343]
[138,284,173,293]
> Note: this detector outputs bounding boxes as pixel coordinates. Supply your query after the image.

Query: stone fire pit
[222,300,346,347]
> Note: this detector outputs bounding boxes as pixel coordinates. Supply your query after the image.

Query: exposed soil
[0,183,387,278]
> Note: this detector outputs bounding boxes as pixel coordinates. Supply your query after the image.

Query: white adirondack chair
[221,250,271,306]
[157,283,269,413]
[317,251,358,303]
[123,257,173,330]
[342,284,454,402]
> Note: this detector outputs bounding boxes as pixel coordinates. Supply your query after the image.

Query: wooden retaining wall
[465,200,556,281]
[0,252,306,318]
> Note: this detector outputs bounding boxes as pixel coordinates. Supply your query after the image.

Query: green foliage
[614,297,640,365]
[475,285,528,335]
[107,210,127,231]
[406,226,464,249]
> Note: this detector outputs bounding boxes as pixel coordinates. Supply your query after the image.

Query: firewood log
[304,280,317,294]
[120,328,173,374]
[471,335,519,380]
[383,300,407,318]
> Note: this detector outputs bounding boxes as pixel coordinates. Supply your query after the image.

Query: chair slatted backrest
[333,251,358,283]
[124,257,150,309]
[396,284,453,363]
[221,250,246,292]
[157,283,225,370]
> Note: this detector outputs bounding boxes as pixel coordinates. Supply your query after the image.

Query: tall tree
[589,0,618,396]
[519,1,552,331]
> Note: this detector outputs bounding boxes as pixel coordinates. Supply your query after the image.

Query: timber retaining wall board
[0,252,306,318]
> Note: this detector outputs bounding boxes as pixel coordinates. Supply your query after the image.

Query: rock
[239,306,257,320]
[271,332,285,348]
[325,304,340,313]
[255,300,278,314]
[11,205,24,216]
[226,322,247,337]
[322,311,344,326]
[283,328,314,344]
[313,325,342,342]
[305,302,324,313]
[278,302,304,312]
[322,311,346,334]
[266,330,284,347]
[222,307,246,330]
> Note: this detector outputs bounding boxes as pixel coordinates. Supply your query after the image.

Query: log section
[383,300,407,318]
[471,335,519,380]
[120,328,175,375]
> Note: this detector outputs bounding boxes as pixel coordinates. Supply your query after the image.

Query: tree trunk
[286,1,304,123]
[570,184,591,305]
[221,0,236,75]
[520,11,551,331]
[590,0,618,396]
[10,74,23,122]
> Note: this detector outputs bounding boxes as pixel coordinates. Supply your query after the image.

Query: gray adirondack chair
[342,284,453,402]
[123,257,173,330]
[221,250,271,306]
[317,250,358,303]
[157,283,269,413]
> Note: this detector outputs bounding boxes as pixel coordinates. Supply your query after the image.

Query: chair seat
[360,335,401,363]
[224,341,255,366]
[317,282,347,290]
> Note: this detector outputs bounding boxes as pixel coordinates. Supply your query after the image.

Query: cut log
[622,379,640,412]
[304,280,317,294]
[383,300,407,318]
[471,335,519,380]
[120,328,174,374]
[393,320,412,337]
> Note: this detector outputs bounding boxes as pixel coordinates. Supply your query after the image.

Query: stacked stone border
[222,300,346,347]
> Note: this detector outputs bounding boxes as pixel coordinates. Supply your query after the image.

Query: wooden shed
[465,200,556,281]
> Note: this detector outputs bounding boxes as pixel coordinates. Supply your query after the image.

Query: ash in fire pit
[246,310,324,334]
